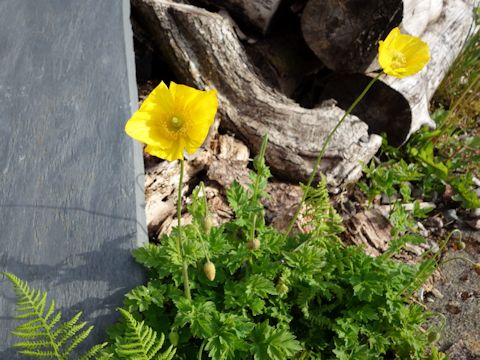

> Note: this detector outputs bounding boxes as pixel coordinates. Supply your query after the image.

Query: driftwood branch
[132,0,382,186]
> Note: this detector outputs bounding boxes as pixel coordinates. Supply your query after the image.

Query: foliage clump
[4,139,446,359]
[119,141,441,359]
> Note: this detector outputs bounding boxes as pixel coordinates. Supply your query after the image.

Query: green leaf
[2,272,107,359]
[115,308,176,360]
[250,322,302,360]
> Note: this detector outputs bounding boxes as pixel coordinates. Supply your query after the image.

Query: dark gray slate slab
[0,0,147,357]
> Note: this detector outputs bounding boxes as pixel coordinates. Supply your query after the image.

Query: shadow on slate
[0,0,147,357]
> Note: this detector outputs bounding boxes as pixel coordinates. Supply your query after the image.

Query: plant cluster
[2,272,175,360]
[2,27,452,359]
[359,109,480,209]
[360,23,479,210]
[111,140,442,359]
[3,140,446,359]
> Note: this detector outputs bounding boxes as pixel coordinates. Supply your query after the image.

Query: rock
[431,288,444,299]
[424,216,444,229]
[466,219,480,230]
[444,209,459,223]
[470,208,480,218]
[381,193,398,204]
[472,177,480,187]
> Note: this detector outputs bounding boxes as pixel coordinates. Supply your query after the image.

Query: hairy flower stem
[286,72,383,236]
[177,159,191,301]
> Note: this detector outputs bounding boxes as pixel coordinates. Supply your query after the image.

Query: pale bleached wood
[132,0,382,186]
[382,0,478,136]
[195,0,283,34]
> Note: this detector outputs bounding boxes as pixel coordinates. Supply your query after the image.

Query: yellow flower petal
[125,110,169,146]
[124,81,218,161]
[145,140,185,161]
[378,27,430,78]
[140,81,174,114]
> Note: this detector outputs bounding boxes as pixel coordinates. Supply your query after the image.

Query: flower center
[168,116,184,132]
[390,50,407,69]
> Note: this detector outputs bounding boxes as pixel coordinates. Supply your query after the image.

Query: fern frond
[115,308,176,360]
[303,174,344,240]
[2,271,107,359]
[78,342,110,360]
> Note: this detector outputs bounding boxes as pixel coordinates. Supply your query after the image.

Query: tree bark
[300,0,403,73]
[132,0,383,186]
[193,0,283,34]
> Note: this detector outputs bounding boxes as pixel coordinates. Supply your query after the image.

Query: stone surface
[428,230,480,356]
[0,0,146,357]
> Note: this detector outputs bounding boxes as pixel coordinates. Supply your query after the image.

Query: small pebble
[429,241,440,254]
[431,288,444,299]
[472,176,480,187]
[466,219,480,230]
[330,187,341,195]
[446,302,461,314]
[470,208,480,218]
[381,193,397,204]
[444,209,458,223]
[424,217,444,229]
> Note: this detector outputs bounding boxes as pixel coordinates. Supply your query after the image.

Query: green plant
[2,272,176,360]
[102,308,176,360]
[360,119,480,209]
[116,138,443,359]
[1,272,107,359]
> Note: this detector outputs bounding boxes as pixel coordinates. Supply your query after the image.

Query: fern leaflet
[2,272,107,359]
[114,308,176,360]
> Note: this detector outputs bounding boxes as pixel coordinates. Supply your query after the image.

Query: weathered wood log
[300,0,403,73]
[132,0,383,186]
[303,0,477,142]
[402,0,444,36]
[382,0,479,136]
[193,0,283,34]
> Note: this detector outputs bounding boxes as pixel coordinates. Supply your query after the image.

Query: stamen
[169,116,184,131]
[391,50,406,69]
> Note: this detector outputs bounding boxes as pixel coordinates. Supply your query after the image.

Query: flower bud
[473,263,480,276]
[454,241,466,251]
[246,238,261,251]
[203,261,216,281]
[169,331,179,346]
[202,213,214,233]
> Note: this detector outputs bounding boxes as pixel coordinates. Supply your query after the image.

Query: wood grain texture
[300,0,403,72]
[195,0,283,34]
[0,0,147,357]
[132,0,383,186]
[382,0,479,136]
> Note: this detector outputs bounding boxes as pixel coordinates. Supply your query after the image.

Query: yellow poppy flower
[378,27,430,78]
[125,81,218,161]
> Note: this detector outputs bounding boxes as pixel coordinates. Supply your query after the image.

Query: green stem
[441,256,477,266]
[249,135,268,241]
[286,72,383,236]
[176,159,191,301]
